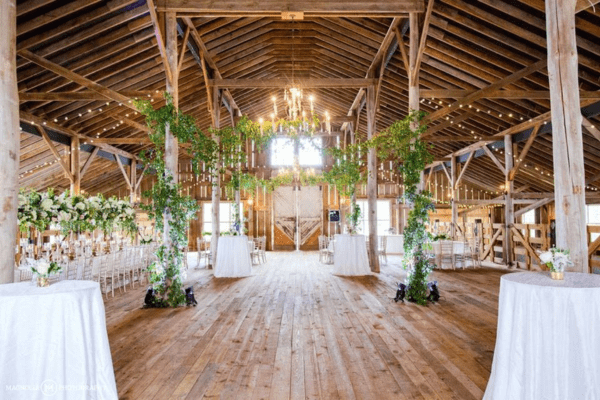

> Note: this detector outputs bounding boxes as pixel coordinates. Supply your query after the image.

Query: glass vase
[36,276,49,287]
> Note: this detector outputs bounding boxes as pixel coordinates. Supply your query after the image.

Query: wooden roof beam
[155,0,424,15]
[422,59,547,124]
[20,111,136,161]
[343,18,407,131]
[210,78,377,89]
[19,91,161,102]
[36,125,74,183]
[420,90,600,99]
[181,17,240,116]
[147,0,174,87]
[17,50,138,112]
[576,0,600,12]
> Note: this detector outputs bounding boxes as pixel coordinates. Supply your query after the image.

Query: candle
[309,95,314,114]
[272,96,277,116]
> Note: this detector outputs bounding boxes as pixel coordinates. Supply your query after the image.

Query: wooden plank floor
[105,252,510,400]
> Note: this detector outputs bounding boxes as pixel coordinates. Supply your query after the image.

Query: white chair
[440,240,455,269]
[378,236,388,265]
[318,235,329,263]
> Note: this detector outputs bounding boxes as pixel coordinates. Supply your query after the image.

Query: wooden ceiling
[14,0,600,196]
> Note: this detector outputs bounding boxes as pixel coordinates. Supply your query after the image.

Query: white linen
[484,272,600,400]
[214,235,253,278]
[386,235,404,255]
[0,280,118,400]
[333,234,371,276]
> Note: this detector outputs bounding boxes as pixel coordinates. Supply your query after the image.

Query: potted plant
[538,248,573,280]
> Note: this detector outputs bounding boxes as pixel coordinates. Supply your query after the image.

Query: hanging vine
[372,111,435,305]
[135,94,214,307]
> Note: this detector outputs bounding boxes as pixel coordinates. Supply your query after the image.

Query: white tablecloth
[484,272,600,399]
[333,234,371,276]
[386,235,404,255]
[214,235,253,278]
[0,280,118,399]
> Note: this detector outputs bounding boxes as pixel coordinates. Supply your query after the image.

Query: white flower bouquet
[538,248,573,277]
[31,260,62,287]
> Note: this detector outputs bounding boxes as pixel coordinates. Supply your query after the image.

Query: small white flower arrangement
[538,248,573,273]
[31,260,62,287]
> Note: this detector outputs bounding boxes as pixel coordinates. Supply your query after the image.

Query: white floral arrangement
[18,189,138,237]
[538,248,573,273]
[30,260,62,278]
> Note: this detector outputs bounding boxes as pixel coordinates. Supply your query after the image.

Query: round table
[0,280,118,400]
[484,271,600,400]
[333,234,371,276]
[214,235,253,278]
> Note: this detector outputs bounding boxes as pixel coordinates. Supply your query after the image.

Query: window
[587,205,600,241]
[521,209,536,237]
[355,200,391,235]
[270,138,294,166]
[270,137,323,166]
[298,138,322,166]
[203,202,243,233]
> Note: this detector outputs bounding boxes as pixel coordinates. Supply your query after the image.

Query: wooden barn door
[273,186,322,251]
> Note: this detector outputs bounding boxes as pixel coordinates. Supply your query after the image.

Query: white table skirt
[484,272,600,400]
[386,235,404,255]
[214,235,253,278]
[0,280,118,400]
[333,234,371,276]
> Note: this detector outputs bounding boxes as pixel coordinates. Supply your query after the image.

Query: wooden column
[450,155,458,237]
[546,0,588,272]
[163,12,179,248]
[366,84,380,273]
[130,162,137,203]
[408,12,420,119]
[504,134,514,267]
[70,137,80,195]
[210,86,221,266]
[0,0,18,284]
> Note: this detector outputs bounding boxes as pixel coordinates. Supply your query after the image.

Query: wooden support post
[0,0,18,284]
[504,134,514,267]
[366,84,379,273]
[163,12,179,250]
[70,136,80,195]
[210,87,221,267]
[546,0,588,272]
[450,155,458,238]
[130,162,137,203]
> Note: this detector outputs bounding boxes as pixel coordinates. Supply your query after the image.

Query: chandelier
[258,15,331,135]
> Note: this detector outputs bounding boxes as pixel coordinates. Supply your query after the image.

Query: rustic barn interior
[1,0,600,399]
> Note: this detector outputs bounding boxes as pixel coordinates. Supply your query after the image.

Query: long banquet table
[484,272,600,399]
[214,235,253,278]
[333,234,371,276]
[385,234,404,255]
[0,280,118,400]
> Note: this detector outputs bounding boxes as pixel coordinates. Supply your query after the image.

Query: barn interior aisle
[107,251,504,400]
[2,0,600,398]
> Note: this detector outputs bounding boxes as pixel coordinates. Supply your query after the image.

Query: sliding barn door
[273,186,323,250]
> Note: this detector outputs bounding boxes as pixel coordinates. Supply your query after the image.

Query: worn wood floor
[105,252,509,400]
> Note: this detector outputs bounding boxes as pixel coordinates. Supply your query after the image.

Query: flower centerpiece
[31,260,61,287]
[538,248,573,280]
